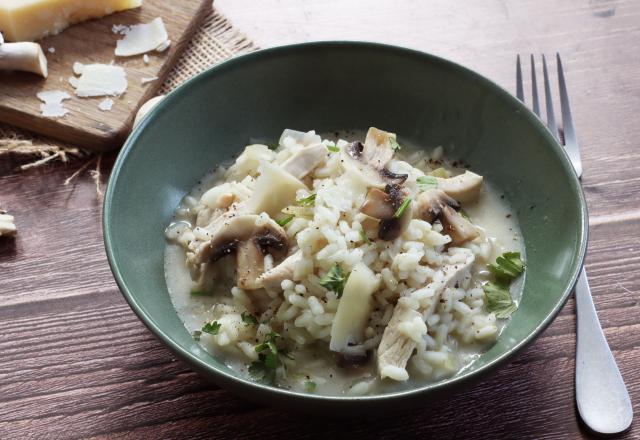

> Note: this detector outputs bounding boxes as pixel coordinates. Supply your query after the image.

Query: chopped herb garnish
[190,290,210,297]
[360,230,372,245]
[416,175,438,191]
[249,361,276,384]
[276,214,294,227]
[304,381,317,392]
[393,197,412,218]
[249,331,284,385]
[201,320,221,335]
[267,143,279,151]
[192,330,202,341]
[483,252,525,319]
[389,136,402,151]
[483,282,518,319]
[241,312,258,326]
[327,145,340,153]
[319,263,349,298]
[489,252,525,282]
[296,194,316,207]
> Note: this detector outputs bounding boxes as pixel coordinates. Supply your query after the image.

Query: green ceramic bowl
[103,42,587,414]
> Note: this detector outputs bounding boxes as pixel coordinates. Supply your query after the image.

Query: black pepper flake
[506,214,512,218]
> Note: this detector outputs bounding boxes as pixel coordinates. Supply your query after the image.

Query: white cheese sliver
[141,76,158,84]
[143,54,150,64]
[36,90,71,118]
[72,64,128,98]
[73,62,85,75]
[115,18,169,57]
[98,98,114,111]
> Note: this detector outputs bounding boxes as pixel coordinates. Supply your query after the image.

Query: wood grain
[0,0,210,151]
[1,0,640,438]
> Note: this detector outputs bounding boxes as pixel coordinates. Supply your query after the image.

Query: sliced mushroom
[441,205,479,245]
[377,252,475,381]
[330,263,381,356]
[360,187,395,219]
[245,161,307,217]
[188,214,288,290]
[0,211,17,237]
[360,184,412,241]
[416,189,478,245]
[281,143,327,179]
[341,127,408,189]
[0,33,48,78]
[257,249,303,289]
[437,171,483,203]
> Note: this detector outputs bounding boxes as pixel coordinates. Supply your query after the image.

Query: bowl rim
[103,40,588,403]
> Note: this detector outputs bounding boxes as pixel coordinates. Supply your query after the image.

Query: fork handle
[575,268,633,434]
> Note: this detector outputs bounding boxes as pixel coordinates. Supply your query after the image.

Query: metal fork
[516,54,632,434]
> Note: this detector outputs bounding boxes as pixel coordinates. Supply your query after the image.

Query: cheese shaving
[36,90,71,118]
[98,98,114,111]
[141,76,158,84]
[115,18,170,57]
[71,63,128,98]
[143,54,150,64]
[112,24,130,35]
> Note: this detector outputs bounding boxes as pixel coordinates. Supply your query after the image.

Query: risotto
[164,128,525,395]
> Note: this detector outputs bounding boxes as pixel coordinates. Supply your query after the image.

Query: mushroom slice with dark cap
[341,127,408,188]
[416,189,479,245]
[188,214,289,290]
[360,184,412,241]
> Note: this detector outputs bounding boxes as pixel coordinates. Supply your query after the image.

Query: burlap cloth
[0,9,256,173]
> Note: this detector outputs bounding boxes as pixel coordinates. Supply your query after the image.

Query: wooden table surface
[1,0,639,438]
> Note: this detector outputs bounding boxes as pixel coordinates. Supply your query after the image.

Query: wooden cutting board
[0,0,210,151]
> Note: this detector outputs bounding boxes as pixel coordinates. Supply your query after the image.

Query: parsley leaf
[249,331,284,385]
[483,282,518,318]
[483,252,525,319]
[190,290,210,297]
[389,136,402,151]
[267,143,279,151]
[393,197,412,218]
[304,381,317,392]
[201,320,221,335]
[489,252,525,282]
[326,145,340,153]
[319,263,349,298]
[416,175,438,191]
[241,312,258,326]
[296,194,316,207]
[360,230,372,245]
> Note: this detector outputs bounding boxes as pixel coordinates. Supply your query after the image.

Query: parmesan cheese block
[0,0,143,42]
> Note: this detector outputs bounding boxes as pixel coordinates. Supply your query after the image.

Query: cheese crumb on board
[36,90,71,118]
[0,211,17,237]
[0,0,142,42]
[141,76,158,84]
[98,98,114,111]
[112,24,130,35]
[143,54,150,64]
[48,47,55,53]
[71,63,128,97]
[115,18,170,57]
